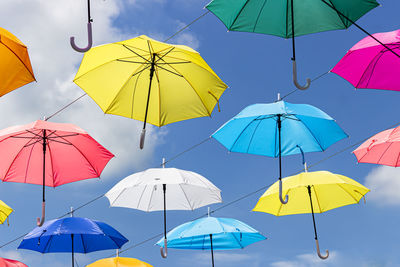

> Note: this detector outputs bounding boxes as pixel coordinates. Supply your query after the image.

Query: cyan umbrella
[212,100,347,204]
[156,216,266,267]
[18,217,128,267]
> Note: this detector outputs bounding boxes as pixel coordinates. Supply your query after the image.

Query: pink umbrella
[332,29,400,91]
[0,257,28,267]
[0,120,114,226]
[353,125,400,166]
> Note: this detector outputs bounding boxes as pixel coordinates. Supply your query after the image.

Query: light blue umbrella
[156,216,266,267]
[212,100,348,204]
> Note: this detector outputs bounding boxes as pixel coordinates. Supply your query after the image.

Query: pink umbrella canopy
[331,29,400,91]
[353,125,400,167]
[0,257,28,267]
[0,120,114,225]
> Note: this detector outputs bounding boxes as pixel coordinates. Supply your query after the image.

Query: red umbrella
[353,125,400,166]
[0,120,114,226]
[0,257,28,267]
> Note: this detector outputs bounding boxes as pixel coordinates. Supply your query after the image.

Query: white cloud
[181,252,262,267]
[270,251,338,267]
[365,166,400,206]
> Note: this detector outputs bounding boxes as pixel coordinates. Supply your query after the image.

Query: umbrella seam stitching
[295,116,325,152]
[229,0,251,30]
[252,0,268,32]
[356,46,391,88]
[325,0,348,28]
[179,184,194,210]
[336,183,361,203]
[230,116,262,152]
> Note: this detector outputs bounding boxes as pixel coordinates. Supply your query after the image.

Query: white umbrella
[105,160,222,258]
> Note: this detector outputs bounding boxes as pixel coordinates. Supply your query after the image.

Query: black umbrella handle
[315,239,329,260]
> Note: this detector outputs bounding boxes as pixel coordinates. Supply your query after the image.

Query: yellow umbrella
[74,35,227,149]
[0,27,35,96]
[87,257,153,267]
[253,170,369,260]
[0,199,13,225]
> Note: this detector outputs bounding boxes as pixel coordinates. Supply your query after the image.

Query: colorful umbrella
[70,0,93,52]
[74,35,227,149]
[253,170,369,259]
[0,27,35,96]
[0,258,28,267]
[206,0,379,89]
[87,256,153,267]
[212,100,347,204]
[353,125,400,166]
[332,29,400,91]
[0,120,114,226]
[18,216,128,267]
[105,159,222,258]
[156,216,266,267]
[0,199,13,225]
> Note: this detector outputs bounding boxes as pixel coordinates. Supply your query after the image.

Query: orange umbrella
[0,27,35,96]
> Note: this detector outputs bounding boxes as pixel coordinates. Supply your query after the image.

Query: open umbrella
[353,125,400,166]
[206,0,379,90]
[0,200,13,225]
[87,256,153,267]
[0,27,35,96]
[156,216,266,267]
[70,0,93,52]
[253,170,369,259]
[18,216,128,267]
[0,120,114,226]
[212,99,347,204]
[74,35,227,149]
[0,258,28,267]
[332,29,400,91]
[105,159,222,258]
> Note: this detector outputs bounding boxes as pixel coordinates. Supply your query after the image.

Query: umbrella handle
[70,22,93,53]
[279,179,289,204]
[37,201,45,227]
[140,129,146,150]
[315,239,329,260]
[292,59,311,90]
[160,238,168,258]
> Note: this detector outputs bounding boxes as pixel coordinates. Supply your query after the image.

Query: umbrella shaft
[42,130,47,202]
[290,0,296,60]
[71,234,74,267]
[143,53,157,130]
[87,0,91,23]
[163,184,167,239]
[210,234,214,267]
[307,186,318,240]
[278,115,282,180]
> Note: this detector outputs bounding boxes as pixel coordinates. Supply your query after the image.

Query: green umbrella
[206,0,379,89]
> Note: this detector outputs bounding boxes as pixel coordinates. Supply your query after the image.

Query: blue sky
[1,0,400,266]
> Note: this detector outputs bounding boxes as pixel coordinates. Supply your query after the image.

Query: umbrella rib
[229,0,251,30]
[155,64,183,77]
[336,183,360,203]
[311,185,324,213]
[154,64,162,126]
[23,138,38,185]
[109,188,128,207]
[46,142,56,187]
[356,47,389,88]
[325,0,348,28]
[246,116,264,154]
[42,234,54,253]
[252,0,268,32]
[129,67,146,119]
[80,234,87,254]
[230,231,244,249]
[296,117,325,151]
[147,184,156,212]
[376,141,395,165]
[155,47,175,63]
[230,116,262,152]
[136,185,148,209]
[122,44,151,63]
[0,38,36,81]
[52,132,100,177]
[179,184,194,210]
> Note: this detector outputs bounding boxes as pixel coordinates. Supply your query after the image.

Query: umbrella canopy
[212,100,347,204]
[332,29,400,91]
[0,200,13,225]
[74,35,227,148]
[0,120,114,226]
[253,170,369,259]
[156,216,266,266]
[18,217,128,267]
[353,125,400,166]
[87,257,153,267]
[105,165,222,258]
[0,27,35,96]
[206,0,378,89]
[0,258,28,267]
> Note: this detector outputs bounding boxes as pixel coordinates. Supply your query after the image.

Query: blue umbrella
[156,216,266,267]
[18,217,128,267]
[212,100,348,204]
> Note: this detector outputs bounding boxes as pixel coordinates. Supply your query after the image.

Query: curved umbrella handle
[37,201,45,227]
[292,59,311,90]
[140,129,146,150]
[70,22,93,53]
[279,179,289,204]
[315,239,329,260]
[160,238,168,258]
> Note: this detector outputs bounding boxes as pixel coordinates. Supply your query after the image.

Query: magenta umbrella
[353,125,400,167]
[0,120,114,226]
[332,29,400,91]
[0,257,28,267]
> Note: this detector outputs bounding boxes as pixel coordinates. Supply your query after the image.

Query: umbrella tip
[70,207,74,217]
[277,93,281,101]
